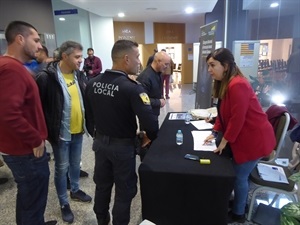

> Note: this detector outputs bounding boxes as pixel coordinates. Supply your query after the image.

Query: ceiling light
[118,12,125,17]
[59,17,65,21]
[146,8,157,11]
[185,7,194,14]
[270,2,279,8]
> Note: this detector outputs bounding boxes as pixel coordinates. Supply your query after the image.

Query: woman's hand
[203,134,215,145]
[213,137,228,155]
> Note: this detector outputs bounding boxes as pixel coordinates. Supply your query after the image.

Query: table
[138,113,236,225]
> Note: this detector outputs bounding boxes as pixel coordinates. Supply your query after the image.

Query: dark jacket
[35,61,87,145]
[136,66,162,116]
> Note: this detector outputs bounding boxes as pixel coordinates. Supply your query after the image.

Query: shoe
[80,169,89,177]
[166,96,170,99]
[67,177,71,190]
[61,204,74,223]
[44,220,57,225]
[97,212,110,225]
[70,189,92,202]
[0,178,8,185]
[227,210,246,223]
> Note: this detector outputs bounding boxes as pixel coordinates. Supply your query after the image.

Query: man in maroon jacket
[83,47,102,80]
[0,21,56,225]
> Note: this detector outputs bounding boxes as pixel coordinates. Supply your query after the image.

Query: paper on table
[191,120,213,130]
[169,113,187,120]
[191,130,216,151]
[257,163,289,184]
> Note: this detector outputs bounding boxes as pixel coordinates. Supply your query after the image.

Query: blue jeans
[232,159,259,215]
[52,133,83,206]
[2,151,50,225]
[93,135,137,225]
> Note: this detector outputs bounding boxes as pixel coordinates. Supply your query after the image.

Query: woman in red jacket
[204,48,276,223]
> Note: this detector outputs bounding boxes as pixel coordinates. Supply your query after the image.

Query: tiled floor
[0,80,299,225]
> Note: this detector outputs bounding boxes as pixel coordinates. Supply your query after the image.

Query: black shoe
[227,210,246,223]
[166,96,170,99]
[80,169,89,177]
[67,177,71,190]
[45,220,57,225]
[61,204,74,223]
[97,212,110,225]
[70,189,92,202]
[0,178,8,185]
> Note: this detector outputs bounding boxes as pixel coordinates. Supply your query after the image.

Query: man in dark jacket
[36,41,91,224]
[85,39,159,225]
[137,50,170,119]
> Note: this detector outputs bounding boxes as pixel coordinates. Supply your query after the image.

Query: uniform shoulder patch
[139,92,150,105]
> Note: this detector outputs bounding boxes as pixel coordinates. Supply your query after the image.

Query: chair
[262,112,290,163]
[247,112,298,221]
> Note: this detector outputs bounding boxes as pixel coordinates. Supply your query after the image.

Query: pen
[202,140,212,146]
[208,113,212,120]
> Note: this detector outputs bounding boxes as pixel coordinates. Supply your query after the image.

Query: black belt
[95,132,135,145]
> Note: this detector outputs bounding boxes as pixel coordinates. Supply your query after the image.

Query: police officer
[85,39,159,225]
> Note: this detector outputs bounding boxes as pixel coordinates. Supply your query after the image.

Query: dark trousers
[92,135,137,225]
[3,151,50,225]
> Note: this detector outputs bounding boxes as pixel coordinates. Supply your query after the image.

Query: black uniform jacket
[85,69,158,141]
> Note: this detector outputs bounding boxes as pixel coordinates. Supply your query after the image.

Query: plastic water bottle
[176,130,183,145]
[185,113,191,124]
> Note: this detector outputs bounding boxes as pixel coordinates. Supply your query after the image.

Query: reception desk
[138,113,236,225]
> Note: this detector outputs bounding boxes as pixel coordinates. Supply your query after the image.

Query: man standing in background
[0,20,56,225]
[146,48,158,66]
[137,50,170,121]
[161,49,174,99]
[83,47,102,80]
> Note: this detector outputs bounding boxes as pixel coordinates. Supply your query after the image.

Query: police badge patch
[139,93,150,105]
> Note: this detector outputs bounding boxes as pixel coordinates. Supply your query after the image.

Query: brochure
[257,163,289,184]
[169,113,187,120]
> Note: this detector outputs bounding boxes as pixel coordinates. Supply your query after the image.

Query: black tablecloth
[138,113,236,225]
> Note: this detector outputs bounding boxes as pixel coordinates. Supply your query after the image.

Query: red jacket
[214,76,276,164]
[0,56,47,155]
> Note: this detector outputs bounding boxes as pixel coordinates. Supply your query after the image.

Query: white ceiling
[62,0,218,23]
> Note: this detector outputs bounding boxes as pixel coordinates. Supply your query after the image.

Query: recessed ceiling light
[146,7,157,11]
[59,17,65,21]
[270,2,279,8]
[185,7,194,14]
[118,12,125,17]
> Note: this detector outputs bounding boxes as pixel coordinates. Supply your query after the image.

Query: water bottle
[176,130,183,145]
[185,113,191,124]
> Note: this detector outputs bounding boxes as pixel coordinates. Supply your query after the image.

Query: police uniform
[85,69,158,225]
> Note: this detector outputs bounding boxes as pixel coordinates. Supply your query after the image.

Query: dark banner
[195,21,218,109]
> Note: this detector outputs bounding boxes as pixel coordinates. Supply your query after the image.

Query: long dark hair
[206,48,244,99]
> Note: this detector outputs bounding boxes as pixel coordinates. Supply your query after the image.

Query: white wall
[144,22,154,44]
[186,22,203,44]
[52,0,92,50]
[89,14,114,71]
